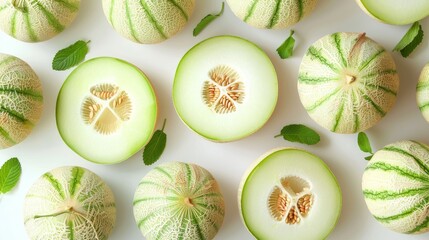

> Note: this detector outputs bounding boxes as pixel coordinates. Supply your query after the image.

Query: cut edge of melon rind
[238,147,342,239]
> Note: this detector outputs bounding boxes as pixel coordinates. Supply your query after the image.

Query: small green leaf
[52,40,90,71]
[365,155,373,161]
[143,119,167,166]
[358,132,373,154]
[193,2,225,36]
[0,157,21,194]
[275,124,320,145]
[393,21,424,58]
[277,30,296,59]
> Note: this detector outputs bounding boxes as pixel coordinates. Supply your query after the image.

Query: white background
[1,0,429,239]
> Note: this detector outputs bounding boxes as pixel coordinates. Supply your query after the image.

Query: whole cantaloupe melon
[0,53,43,149]
[226,0,318,29]
[102,0,195,44]
[24,166,116,240]
[417,63,429,122]
[298,32,399,134]
[133,162,225,239]
[362,140,429,234]
[0,0,81,42]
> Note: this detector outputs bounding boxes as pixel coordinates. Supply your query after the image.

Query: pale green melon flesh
[298,32,399,134]
[362,140,429,234]
[239,148,342,240]
[173,35,278,142]
[56,57,157,164]
[417,63,429,122]
[358,0,429,25]
[133,162,225,240]
[226,0,318,29]
[0,0,81,42]
[102,0,195,44]
[24,166,116,240]
[0,53,43,149]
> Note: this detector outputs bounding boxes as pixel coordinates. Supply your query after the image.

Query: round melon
[362,140,429,234]
[133,161,225,240]
[56,57,157,164]
[24,166,116,240]
[239,148,342,240]
[226,0,318,29]
[102,0,195,44]
[297,32,399,134]
[0,0,81,42]
[173,35,278,142]
[0,53,43,149]
[417,63,429,122]
[356,0,429,25]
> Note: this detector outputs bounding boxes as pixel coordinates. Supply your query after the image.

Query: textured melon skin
[417,63,429,123]
[24,166,116,240]
[133,162,225,240]
[362,140,429,234]
[0,0,81,42]
[298,32,399,134]
[102,0,195,44]
[226,0,318,29]
[0,53,43,149]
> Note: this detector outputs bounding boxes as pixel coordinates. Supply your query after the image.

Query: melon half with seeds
[298,32,399,134]
[362,140,429,234]
[0,53,43,149]
[226,0,318,29]
[0,0,81,42]
[133,161,225,240]
[173,35,278,142]
[356,0,429,25]
[56,57,157,164]
[417,63,429,122]
[102,0,195,44]
[24,166,116,240]
[239,148,342,240]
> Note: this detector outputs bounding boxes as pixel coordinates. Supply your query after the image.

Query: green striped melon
[102,0,195,44]
[24,166,116,240]
[226,0,318,29]
[417,63,429,122]
[133,162,225,240]
[0,0,81,42]
[298,32,399,134]
[356,0,429,25]
[0,53,43,149]
[362,140,429,234]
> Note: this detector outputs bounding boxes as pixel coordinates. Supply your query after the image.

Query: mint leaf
[358,132,372,153]
[143,119,167,166]
[0,158,21,194]
[358,132,374,161]
[275,124,320,145]
[393,22,424,58]
[52,40,90,71]
[277,30,296,59]
[193,2,224,36]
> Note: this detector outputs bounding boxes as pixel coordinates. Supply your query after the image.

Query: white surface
[1,0,429,239]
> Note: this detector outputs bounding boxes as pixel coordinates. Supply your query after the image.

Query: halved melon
[56,57,157,164]
[356,0,429,25]
[173,36,278,142]
[239,148,342,240]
